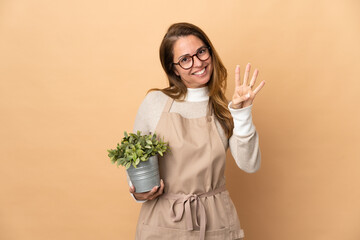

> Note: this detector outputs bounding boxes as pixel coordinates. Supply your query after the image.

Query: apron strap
[206,101,214,117]
[163,97,174,113]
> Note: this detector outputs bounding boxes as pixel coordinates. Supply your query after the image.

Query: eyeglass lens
[179,47,210,69]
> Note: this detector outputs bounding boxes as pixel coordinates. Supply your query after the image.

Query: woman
[128,22,265,240]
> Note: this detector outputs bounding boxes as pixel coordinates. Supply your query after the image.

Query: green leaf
[135,158,140,165]
[136,149,143,156]
[125,162,131,169]
[108,131,169,169]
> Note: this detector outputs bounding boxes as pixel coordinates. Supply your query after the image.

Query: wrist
[230,102,243,109]
[242,102,252,108]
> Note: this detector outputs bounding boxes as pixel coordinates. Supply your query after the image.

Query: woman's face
[172,35,213,88]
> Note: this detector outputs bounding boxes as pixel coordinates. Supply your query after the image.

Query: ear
[173,67,180,76]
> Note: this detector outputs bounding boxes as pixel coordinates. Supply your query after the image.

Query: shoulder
[143,90,169,104]
[137,90,169,115]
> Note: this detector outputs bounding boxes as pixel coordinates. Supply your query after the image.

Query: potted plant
[107,131,169,193]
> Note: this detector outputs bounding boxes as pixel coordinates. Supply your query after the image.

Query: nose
[193,55,203,67]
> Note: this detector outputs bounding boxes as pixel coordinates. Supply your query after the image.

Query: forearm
[228,102,261,173]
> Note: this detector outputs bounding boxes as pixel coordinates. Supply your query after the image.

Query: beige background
[1,0,360,239]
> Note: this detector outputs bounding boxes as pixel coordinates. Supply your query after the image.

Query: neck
[185,86,209,102]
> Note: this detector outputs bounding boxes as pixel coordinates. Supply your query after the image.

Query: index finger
[151,180,165,199]
[147,185,159,196]
[235,65,241,87]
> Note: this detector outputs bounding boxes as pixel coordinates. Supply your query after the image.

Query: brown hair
[150,22,233,139]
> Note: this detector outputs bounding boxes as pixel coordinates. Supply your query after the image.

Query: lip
[192,66,207,76]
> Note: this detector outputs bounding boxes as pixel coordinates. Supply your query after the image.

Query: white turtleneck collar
[184,86,209,102]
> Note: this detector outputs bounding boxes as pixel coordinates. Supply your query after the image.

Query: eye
[180,56,191,63]
[198,48,207,55]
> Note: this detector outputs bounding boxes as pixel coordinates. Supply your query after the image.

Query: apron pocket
[220,193,245,239]
[140,223,236,240]
[230,228,245,239]
[140,223,188,240]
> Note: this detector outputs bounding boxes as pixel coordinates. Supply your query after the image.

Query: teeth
[193,68,205,75]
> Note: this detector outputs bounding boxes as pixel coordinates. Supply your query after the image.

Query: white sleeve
[228,102,261,173]
[228,102,255,136]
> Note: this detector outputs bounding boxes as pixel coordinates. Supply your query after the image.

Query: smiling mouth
[192,67,206,75]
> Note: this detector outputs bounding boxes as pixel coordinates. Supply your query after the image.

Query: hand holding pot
[130,179,165,201]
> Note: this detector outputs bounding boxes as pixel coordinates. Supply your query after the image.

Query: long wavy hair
[150,22,233,139]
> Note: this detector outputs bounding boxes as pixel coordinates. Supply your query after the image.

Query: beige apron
[135,97,244,240]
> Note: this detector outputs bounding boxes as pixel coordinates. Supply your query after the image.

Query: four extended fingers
[235,63,264,96]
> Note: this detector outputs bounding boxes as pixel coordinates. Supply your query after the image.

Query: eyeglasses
[173,46,211,70]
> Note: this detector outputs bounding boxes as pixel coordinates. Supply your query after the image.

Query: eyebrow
[177,46,206,61]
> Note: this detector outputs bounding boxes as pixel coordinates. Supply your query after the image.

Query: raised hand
[129,179,165,201]
[231,63,265,109]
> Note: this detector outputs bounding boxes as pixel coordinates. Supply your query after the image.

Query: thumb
[233,93,250,104]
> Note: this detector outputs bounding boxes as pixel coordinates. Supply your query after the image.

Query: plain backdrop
[1,0,360,239]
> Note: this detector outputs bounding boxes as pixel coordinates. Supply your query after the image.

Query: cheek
[209,58,214,67]
[208,61,214,73]
[176,68,190,79]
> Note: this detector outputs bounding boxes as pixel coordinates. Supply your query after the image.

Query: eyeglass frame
[172,46,211,70]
